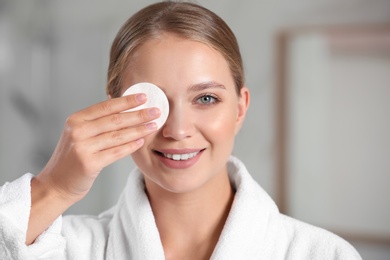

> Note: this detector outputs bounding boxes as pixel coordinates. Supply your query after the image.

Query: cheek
[198,106,238,143]
[130,149,147,170]
[130,135,156,168]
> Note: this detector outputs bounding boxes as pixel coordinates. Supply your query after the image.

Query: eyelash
[194,93,221,106]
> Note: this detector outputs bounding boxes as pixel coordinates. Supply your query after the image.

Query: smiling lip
[154,148,205,169]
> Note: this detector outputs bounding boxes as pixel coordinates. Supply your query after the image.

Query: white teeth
[163,152,199,161]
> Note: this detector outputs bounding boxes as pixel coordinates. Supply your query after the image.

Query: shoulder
[224,157,361,259]
[277,214,362,260]
[227,157,361,259]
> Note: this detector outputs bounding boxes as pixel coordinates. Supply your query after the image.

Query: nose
[161,102,195,140]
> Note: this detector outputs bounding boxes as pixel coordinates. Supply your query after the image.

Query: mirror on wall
[275,25,390,246]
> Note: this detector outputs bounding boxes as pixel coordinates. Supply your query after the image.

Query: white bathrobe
[0,156,361,259]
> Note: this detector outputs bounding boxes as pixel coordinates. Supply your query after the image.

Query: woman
[0,1,361,259]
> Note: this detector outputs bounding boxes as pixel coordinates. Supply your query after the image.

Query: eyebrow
[187,81,226,93]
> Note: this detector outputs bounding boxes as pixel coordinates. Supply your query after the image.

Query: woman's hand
[27,94,160,244]
[39,93,160,201]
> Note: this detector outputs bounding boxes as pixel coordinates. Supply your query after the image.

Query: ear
[235,86,250,135]
[108,94,112,100]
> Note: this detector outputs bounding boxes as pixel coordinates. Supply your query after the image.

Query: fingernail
[136,93,146,102]
[135,138,144,146]
[145,122,157,130]
[148,108,160,117]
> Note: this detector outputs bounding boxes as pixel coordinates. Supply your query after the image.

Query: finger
[94,138,145,169]
[81,107,161,138]
[76,94,147,121]
[86,122,157,152]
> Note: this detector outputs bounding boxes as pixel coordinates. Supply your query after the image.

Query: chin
[143,170,213,195]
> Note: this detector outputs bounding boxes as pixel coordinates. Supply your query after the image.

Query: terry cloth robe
[0,156,362,259]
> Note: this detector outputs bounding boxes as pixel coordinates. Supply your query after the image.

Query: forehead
[120,33,234,91]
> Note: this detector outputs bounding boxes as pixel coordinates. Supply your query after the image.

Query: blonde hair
[107,1,244,98]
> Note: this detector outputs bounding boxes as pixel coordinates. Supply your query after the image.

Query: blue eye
[196,94,219,105]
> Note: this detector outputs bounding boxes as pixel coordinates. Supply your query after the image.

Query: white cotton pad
[122,82,169,129]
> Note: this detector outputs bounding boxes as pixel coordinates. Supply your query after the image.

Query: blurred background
[0,0,389,258]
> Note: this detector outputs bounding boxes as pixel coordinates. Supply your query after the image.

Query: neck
[145,170,234,259]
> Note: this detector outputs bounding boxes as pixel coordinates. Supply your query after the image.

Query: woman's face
[121,33,249,194]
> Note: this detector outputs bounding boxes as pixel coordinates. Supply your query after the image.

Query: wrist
[31,174,80,210]
[27,176,76,245]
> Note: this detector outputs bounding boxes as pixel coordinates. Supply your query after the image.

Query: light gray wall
[1,0,389,258]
